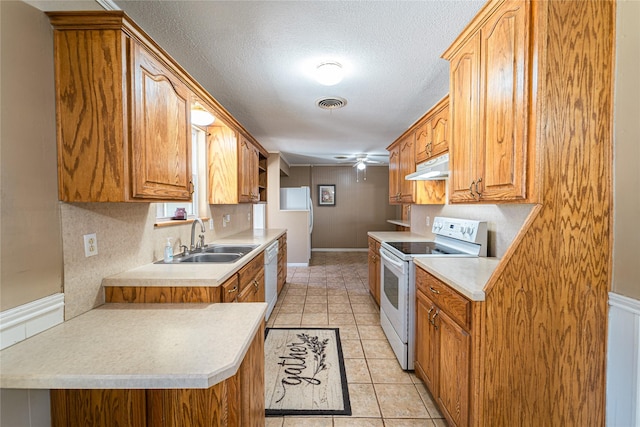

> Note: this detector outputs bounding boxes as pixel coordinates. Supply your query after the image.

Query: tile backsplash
[60,202,252,319]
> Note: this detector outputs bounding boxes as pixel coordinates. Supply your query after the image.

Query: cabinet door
[367,238,380,305]
[208,123,238,204]
[437,309,470,427]
[415,290,439,395]
[429,101,449,159]
[388,144,401,204]
[399,133,416,203]
[238,135,260,203]
[415,121,432,164]
[131,42,192,200]
[277,234,287,294]
[448,32,481,203]
[479,0,529,201]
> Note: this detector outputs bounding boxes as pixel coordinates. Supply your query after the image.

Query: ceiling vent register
[316,97,347,110]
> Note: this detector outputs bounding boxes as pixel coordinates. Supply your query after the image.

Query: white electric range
[379,217,488,370]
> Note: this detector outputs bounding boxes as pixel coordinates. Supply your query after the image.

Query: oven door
[379,247,409,342]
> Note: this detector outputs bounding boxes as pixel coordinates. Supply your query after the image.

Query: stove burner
[385,241,466,256]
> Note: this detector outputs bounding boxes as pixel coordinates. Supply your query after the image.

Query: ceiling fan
[335,153,386,182]
[335,154,386,170]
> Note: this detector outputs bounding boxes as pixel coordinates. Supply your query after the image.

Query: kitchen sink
[155,244,258,264]
[177,253,242,263]
[203,244,258,254]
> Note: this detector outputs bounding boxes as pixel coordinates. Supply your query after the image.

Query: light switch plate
[83,233,98,257]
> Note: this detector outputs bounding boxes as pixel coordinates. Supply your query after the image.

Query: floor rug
[264,327,351,416]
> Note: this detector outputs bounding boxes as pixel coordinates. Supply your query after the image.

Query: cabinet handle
[431,310,439,330]
[469,180,475,198]
[253,280,259,291]
[429,286,440,295]
[227,285,238,294]
[189,180,195,195]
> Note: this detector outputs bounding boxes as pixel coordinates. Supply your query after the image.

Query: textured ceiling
[28,0,485,165]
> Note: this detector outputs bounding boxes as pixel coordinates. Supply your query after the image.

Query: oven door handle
[379,248,405,269]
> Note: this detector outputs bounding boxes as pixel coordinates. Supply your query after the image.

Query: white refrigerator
[279,186,313,264]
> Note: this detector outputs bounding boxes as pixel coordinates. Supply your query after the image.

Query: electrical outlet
[426,216,431,227]
[83,233,98,257]
[209,218,214,230]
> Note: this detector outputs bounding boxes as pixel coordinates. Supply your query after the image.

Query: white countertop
[367,230,500,301]
[413,257,500,301]
[386,219,410,227]
[0,303,266,389]
[368,231,432,243]
[102,229,286,288]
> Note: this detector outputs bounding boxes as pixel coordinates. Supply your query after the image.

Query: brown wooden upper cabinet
[415,95,449,164]
[48,12,193,202]
[387,96,448,206]
[443,0,534,203]
[387,133,416,204]
[238,135,261,203]
[208,128,267,204]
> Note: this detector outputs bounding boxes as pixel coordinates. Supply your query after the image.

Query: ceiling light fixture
[315,62,344,86]
[356,161,367,170]
[191,103,215,126]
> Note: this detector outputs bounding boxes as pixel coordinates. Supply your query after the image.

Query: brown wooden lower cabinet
[50,321,265,427]
[277,233,287,294]
[367,237,380,305]
[415,266,474,427]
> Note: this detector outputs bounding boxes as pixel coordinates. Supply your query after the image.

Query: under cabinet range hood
[405,153,450,180]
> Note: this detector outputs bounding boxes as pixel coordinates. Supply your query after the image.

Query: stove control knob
[466,225,475,236]
[459,226,467,234]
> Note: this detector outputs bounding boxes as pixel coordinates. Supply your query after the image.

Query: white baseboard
[287,263,309,267]
[607,292,640,427]
[0,293,64,350]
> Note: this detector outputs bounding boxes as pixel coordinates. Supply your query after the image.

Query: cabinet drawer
[416,267,470,329]
[238,252,264,292]
[221,275,240,303]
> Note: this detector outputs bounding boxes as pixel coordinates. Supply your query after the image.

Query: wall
[410,203,534,258]
[606,1,640,425]
[612,0,640,300]
[0,0,63,312]
[282,165,397,249]
[60,203,251,319]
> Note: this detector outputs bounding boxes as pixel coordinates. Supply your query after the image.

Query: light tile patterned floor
[265,252,447,427]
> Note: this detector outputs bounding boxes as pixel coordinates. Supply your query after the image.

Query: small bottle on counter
[164,238,174,263]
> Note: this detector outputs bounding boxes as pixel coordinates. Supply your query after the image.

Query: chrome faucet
[190,218,205,252]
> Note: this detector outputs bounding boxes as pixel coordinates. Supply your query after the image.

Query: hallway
[266,251,447,427]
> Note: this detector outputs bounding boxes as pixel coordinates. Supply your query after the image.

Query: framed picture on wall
[318,184,336,206]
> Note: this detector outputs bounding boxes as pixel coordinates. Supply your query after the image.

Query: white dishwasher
[264,240,279,321]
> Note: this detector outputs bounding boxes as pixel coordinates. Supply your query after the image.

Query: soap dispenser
[164,238,174,263]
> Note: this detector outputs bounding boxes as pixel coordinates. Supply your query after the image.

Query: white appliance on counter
[379,217,488,370]
[264,240,279,320]
[279,186,313,265]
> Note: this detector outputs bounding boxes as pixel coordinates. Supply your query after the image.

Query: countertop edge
[102,229,286,288]
[0,303,268,390]
[413,257,502,302]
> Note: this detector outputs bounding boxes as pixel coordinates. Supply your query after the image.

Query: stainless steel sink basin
[155,244,258,264]
[177,253,242,263]
[203,244,258,254]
